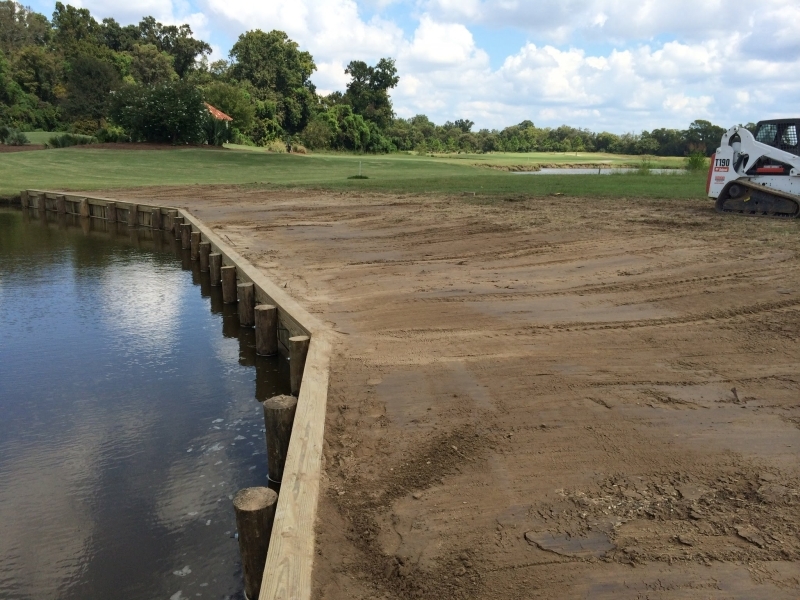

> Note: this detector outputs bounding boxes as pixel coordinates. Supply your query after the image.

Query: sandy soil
[100,186,800,599]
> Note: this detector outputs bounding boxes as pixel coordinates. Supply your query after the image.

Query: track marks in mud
[328,423,495,600]
[520,297,800,333]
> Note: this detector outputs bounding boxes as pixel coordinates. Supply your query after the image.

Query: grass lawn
[20,131,56,145]
[423,151,685,169]
[0,145,708,200]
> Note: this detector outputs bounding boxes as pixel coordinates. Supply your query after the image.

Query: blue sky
[27,0,800,133]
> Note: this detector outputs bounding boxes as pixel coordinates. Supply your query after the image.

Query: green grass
[0,146,708,200]
[422,150,685,169]
[21,131,57,145]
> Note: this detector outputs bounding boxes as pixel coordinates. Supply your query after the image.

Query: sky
[25,0,800,133]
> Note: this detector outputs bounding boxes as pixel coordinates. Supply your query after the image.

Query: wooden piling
[238,282,255,327]
[173,216,184,240]
[262,394,298,483]
[221,266,237,304]
[20,191,28,208]
[127,203,137,227]
[190,231,201,261]
[151,208,162,230]
[107,202,117,223]
[199,241,211,272]
[289,335,311,396]
[209,253,222,286]
[255,304,278,356]
[79,198,90,218]
[180,223,192,249]
[56,195,66,215]
[166,209,178,232]
[232,487,278,600]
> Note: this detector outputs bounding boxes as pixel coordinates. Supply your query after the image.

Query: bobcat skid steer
[707,119,800,217]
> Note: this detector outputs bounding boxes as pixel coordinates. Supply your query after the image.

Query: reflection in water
[0,208,290,600]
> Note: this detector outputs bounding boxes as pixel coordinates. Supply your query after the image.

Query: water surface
[512,167,685,175]
[0,208,290,600]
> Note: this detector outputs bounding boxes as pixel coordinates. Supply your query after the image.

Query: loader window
[756,123,778,144]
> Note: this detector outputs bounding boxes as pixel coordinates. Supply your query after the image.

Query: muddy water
[0,208,290,600]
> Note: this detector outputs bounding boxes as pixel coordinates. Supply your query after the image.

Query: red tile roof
[205,103,233,121]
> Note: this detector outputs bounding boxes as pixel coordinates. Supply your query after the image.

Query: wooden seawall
[22,189,331,600]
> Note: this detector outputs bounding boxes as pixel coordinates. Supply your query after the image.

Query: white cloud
[203,0,404,63]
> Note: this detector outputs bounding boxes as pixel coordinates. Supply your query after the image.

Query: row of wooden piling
[22,189,318,600]
[170,206,314,599]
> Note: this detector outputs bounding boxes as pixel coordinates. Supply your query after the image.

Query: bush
[204,113,231,146]
[636,156,654,175]
[263,139,287,153]
[301,118,334,150]
[0,126,29,145]
[95,125,130,143]
[684,152,707,172]
[230,128,255,146]
[292,144,307,154]
[46,133,97,148]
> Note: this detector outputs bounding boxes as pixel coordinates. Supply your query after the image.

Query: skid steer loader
[707,119,800,217]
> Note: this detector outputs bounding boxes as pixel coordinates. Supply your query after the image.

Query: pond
[0,208,290,600]
[512,167,686,175]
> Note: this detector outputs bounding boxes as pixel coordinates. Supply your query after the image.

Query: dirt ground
[102,186,800,599]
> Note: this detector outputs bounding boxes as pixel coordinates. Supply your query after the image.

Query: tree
[343,57,398,128]
[100,17,140,52]
[137,17,210,78]
[110,80,206,144]
[63,54,120,125]
[203,81,255,132]
[0,1,51,55]
[52,2,103,57]
[229,29,316,136]
[453,118,473,133]
[685,119,725,156]
[0,48,57,129]
[130,44,176,85]
[12,45,62,103]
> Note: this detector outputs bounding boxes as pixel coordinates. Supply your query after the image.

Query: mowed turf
[0,146,708,199]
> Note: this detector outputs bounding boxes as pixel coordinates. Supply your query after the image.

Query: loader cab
[754,119,800,156]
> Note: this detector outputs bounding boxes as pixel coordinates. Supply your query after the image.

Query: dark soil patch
[66,142,230,151]
[0,144,45,153]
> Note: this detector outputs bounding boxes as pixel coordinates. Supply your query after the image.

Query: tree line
[0,1,739,154]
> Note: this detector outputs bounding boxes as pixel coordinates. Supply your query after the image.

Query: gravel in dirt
[97,186,800,599]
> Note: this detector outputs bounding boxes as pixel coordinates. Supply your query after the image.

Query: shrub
[204,113,231,146]
[684,152,707,172]
[46,133,96,148]
[635,156,654,175]
[0,126,29,145]
[301,117,334,150]
[95,125,130,143]
[263,139,287,153]
[292,144,307,154]
[230,128,255,146]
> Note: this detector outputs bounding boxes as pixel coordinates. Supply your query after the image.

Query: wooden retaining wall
[23,189,331,600]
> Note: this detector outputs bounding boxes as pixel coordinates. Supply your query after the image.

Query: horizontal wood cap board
[23,192,332,600]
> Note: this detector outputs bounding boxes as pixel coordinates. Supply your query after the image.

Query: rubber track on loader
[716,179,800,218]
